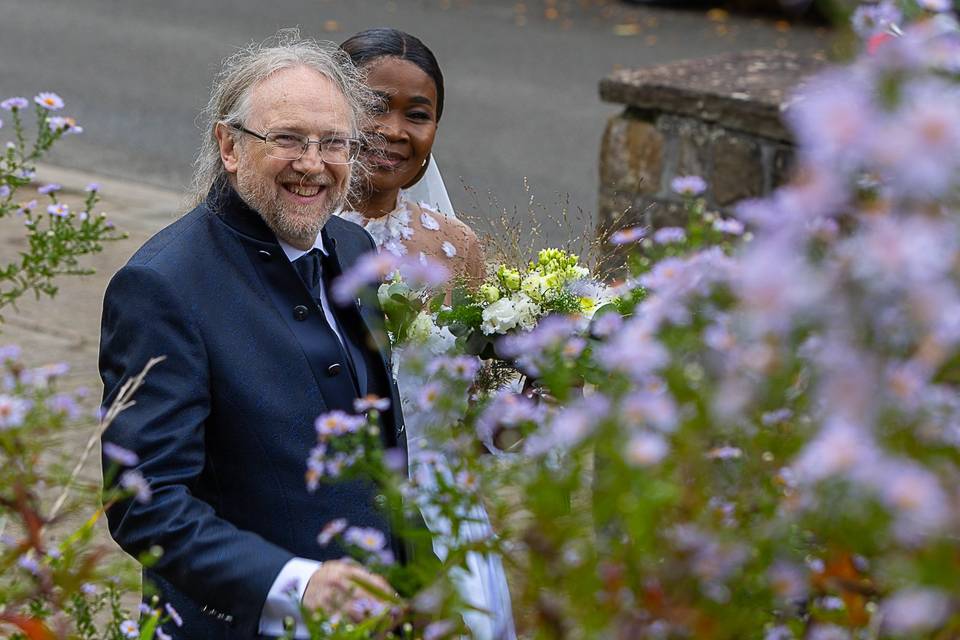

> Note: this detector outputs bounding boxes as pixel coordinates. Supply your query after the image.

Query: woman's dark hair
[340,28,444,122]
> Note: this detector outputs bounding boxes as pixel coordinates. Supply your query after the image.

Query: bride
[338,29,484,284]
[339,29,516,640]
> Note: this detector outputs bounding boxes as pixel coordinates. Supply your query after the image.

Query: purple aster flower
[917,0,950,12]
[47,203,69,217]
[620,389,678,432]
[17,554,40,575]
[595,317,669,381]
[332,252,450,305]
[348,597,388,619]
[625,432,669,466]
[80,582,97,596]
[103,442,139,466]
[165,603,183,627]
[0,185,10,199]
[0,344,21,362]
[0,395,31,430]
[868,78,960,198]
[524,395,609,456]
[497,314,581,360]
[609,225,648,245]
[119,619,139,639]
[785,68,878,172]
[47,116,69,132]
[670,175,707,196]
[417,382,442,411]
[120,469,152,503]
[325,452,353,477]
[138,603,153,615]
[37,183,61,195]
[761,408,793,426]
[314,410,365,438]
[707,446,743,460]
[475,390,546,453]
[34,92,64,111]
[354,394,390,412]
[851,1,902,38]
[1,97,28,111]
[882,588,950,635]
[85,182,100,192]
[653,227,687,245]
[590,311,623,338]
[712,217,744,235]
[343,526,386,551]
[17,199,37,215]
[317,518,348,546]
[424,620,457,640]
[46,393,81,419]
[426,354,481,381]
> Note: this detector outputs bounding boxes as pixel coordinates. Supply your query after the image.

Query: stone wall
[597,50,823,245]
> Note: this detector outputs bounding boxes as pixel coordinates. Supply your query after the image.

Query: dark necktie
[292,249,361,390]
[293,249,322,293]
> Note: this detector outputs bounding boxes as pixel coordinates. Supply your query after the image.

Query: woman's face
[363,57,439,194]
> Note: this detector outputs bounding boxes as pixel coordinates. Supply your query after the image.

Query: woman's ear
[214,123,240,174]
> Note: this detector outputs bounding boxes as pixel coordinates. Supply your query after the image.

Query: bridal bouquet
[378,248,614,362]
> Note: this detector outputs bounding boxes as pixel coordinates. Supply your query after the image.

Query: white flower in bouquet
[481,294,541,335]
[409,311,456,354]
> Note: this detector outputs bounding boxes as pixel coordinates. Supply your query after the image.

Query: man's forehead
[247,65,352,130]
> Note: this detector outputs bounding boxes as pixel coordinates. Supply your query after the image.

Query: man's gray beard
[235,166,345,247]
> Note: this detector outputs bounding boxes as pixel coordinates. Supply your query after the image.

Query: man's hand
[302,559,396,622]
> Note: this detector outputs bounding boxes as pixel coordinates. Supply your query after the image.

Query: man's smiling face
[218,65,353,249]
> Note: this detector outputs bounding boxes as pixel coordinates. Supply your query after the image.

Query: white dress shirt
[258,234,345,639]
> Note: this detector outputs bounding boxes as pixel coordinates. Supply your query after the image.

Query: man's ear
[214,123,240,174]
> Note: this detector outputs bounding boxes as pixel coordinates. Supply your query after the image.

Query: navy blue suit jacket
[99,183,404,638]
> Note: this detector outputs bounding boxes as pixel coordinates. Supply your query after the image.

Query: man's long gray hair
[190,29,376,205]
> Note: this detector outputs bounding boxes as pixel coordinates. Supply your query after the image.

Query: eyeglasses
[232,125,361,164]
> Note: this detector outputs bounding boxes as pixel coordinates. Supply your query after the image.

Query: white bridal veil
[400,154,457,218]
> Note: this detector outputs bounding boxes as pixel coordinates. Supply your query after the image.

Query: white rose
[428,325,456,354]
[481,298,521,335]
[377,282,391,307]
[409,311,438,343]
[512,294,541,331]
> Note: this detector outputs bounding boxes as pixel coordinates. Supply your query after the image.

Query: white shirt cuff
[259,557,321,639]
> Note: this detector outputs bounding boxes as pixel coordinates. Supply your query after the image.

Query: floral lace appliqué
[420,210,440,231]
[338,197,415,257]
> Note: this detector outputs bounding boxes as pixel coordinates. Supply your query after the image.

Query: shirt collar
[277,233,328,262]
[276,206,344,262]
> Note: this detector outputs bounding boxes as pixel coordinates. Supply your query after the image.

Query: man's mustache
[278,174,335,189]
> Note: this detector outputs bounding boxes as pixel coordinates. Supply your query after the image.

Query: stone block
[711,132,763,206]
[771,145,795,189]
[667,116,715,185]
[599,113,664,196]
[599,50,824,142]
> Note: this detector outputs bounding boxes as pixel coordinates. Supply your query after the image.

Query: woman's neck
[359,188,402,219]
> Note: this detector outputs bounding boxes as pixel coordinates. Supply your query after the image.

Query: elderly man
[99,33,402,639]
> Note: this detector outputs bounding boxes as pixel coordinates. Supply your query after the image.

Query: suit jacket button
[327,363,342,376]
[257,249,272,261]
[293,305,309,321]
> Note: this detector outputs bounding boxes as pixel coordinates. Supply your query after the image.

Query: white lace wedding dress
[336,159,516,639]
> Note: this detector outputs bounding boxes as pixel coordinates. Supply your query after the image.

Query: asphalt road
[1,0,830,243]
